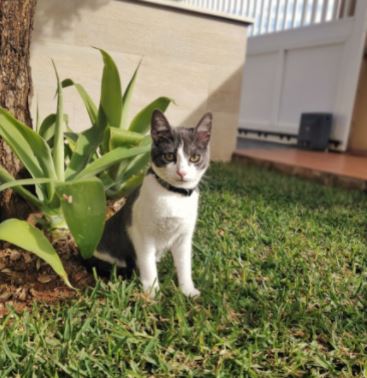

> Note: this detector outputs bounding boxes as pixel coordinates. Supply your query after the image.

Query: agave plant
[0,49,172,286]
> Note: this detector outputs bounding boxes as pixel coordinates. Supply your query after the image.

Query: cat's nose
[176,170,187,179]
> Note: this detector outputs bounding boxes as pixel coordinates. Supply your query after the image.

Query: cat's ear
[195,112,212,145]
[151,109,172,142]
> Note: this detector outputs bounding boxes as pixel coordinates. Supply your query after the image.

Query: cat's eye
[164,153,175,162]
[190,154,201,163]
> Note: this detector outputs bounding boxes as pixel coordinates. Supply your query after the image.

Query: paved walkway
[234,148,367,190]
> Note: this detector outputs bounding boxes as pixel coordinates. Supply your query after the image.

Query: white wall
[31,0,250,161]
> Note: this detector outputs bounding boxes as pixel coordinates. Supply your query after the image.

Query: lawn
[1,162,366,377]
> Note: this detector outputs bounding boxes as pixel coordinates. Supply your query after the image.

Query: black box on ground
[297,113,332,151]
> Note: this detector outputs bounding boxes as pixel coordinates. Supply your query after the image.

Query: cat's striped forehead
[151,126,209,168]
[150,110,212,169]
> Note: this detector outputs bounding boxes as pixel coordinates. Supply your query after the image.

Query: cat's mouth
[175,176,191,184]
[174,178,196,188]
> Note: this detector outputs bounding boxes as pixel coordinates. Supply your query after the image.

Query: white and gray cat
[93,109,212,297]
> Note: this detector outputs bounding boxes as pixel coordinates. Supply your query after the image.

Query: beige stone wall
[30,0,248,161]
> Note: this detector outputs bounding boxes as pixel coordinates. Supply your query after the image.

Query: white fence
[179,0,356,36]
[175,0,366,150]
[239,0,367,150]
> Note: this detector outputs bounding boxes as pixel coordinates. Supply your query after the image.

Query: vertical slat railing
[266,0,273,33]
[301,0,308,26]
[332,0,340,19]
[242,0,246,16]
[255,0,265,34]
[340,0,347,18]
[250,0,258,36]
[321,0,329,22]
[311,0,318,23]
[282,0,289,30]
[252,0,257,18]
[291,0,298,27]
[349,0,357,17]
[245,0,251,16]
[179,0,356,36]
[229,0,235,13]
[342,0,352,18]
[274,0,281,31]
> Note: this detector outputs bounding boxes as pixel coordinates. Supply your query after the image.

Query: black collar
[148,168,196,197]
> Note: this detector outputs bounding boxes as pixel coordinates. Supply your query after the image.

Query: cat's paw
[181,286,201,298]
[143,283,160,299]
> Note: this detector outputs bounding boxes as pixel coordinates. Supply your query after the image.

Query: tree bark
[0,0,37,220]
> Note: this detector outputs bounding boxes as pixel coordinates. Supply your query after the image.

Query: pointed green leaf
[0,108,52,178]
[0,166,43,208]
[120,61,141,129]
[106,127,145,179]
[120,151,151,181]
[109,173,145,199]
[52,61,65,181]
[111,135,151,182]
[99,172,115,191]
[74,144,150,180]
[64,131,78,152]
[129,97,173,134]
[96,48,122,128]
[0,107,57,199]
[38,113,56,141]
[0,177,56,192]
[108,128,145,150]
[36,102,41,133]
[65,108,107,180]
[110,151,150,197]
[62,79,97,125]
[56,179,106,259]
[0,219,72,288]
[38,113,69,144]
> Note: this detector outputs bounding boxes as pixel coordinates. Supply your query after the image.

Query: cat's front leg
[134,238,159,297]
[171,235,200,297]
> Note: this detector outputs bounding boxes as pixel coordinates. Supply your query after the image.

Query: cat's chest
[134,177,198,230]
[151,192,196,218]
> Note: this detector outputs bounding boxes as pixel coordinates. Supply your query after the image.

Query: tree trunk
[0,0,37,220]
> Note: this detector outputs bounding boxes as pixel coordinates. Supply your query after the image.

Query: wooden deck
[233,148,367,190]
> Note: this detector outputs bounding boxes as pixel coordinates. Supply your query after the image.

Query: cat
[93,109,212,297]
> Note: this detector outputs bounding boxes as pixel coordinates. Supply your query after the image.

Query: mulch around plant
[0,235,95,317]
[0,200,127,317]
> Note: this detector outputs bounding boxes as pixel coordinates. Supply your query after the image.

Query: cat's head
[150,110,212,189]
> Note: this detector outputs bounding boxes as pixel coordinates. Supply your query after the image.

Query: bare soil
[0,235,94,317]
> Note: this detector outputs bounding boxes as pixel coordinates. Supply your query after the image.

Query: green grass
[1,162,367,377]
